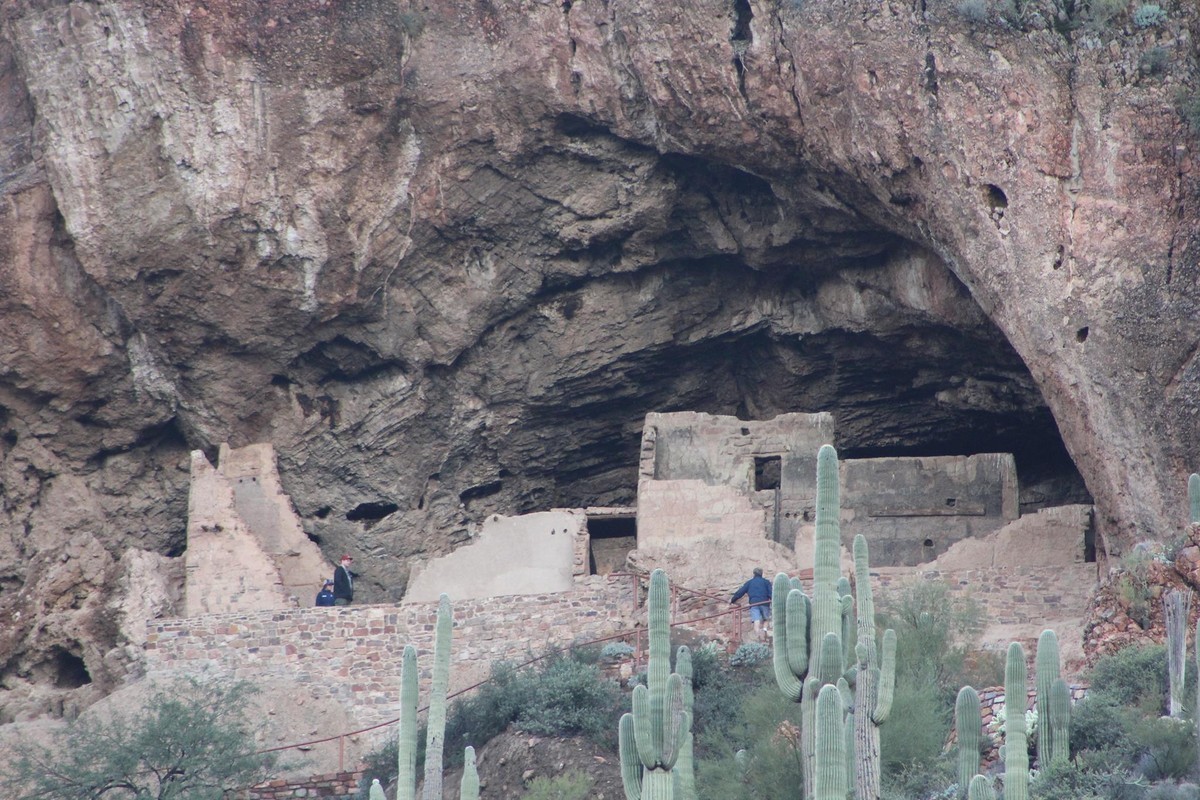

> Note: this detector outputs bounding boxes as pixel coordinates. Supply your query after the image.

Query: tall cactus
[814,684,848,800]
[955,686,982,798]
[1034,629,1060,767]
[397,644,419,800]
[422,593,454,800]
[1189,473,1200,524]
[852,534,896,800]
[967,775,996,800]
[772,444,852,800]
[673,646,696,800]
[1048,678,1071,765]
[1003,642,1029,800]
[460,747,479,800]
[619,569,686,800]
[1165,590,1192,718]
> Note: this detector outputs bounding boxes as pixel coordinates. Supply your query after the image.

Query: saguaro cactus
[397,644,419,800]
[422,594,454,800]
[673,645,696,800]
[1165,589,1192,718]
[1048,678,1071,765]
[460,747,479,800]
[1003,642,1029,800]
[1190,473,1200,524]
[814,684,848,800]
[1034,629,1060,766]
[955,686,982,798]
[967,775,996,800]
[619,569,686,800]
[852,533,896,800]
[772,444,853,800]
[369,779,386,800]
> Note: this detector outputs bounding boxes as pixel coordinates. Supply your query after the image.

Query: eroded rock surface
[0,0,1197,716]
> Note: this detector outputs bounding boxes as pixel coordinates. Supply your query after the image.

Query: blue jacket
[731,576,772,606]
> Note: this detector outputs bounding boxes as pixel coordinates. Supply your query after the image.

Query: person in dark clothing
[315,580,336,607]
[730,567,773,640]
[333,555,356,606]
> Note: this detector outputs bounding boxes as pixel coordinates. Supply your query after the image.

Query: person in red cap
[333,555,356,605]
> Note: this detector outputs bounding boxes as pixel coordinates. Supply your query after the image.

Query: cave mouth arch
[438,153,1092,529]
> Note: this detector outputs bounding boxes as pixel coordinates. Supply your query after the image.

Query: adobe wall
[636,411,835,548]
[838,454,1020,566]
[185,444,333,615]
[405,510,587,602]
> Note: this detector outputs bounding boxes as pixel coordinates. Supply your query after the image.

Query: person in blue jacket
[730,567,772,640]
[315,580,336,607]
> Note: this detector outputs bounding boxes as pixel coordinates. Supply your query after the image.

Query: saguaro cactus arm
[967,775,996,800]
[1003,642,1030,800]
[620,713,643,800]
[813,684,847,800]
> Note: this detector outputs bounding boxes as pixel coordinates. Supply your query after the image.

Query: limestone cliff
[0,0,1197,718]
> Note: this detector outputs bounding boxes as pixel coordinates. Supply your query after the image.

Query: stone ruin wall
[143,563,1096,736]
[184,443,333,616]
[636,411,1027,568]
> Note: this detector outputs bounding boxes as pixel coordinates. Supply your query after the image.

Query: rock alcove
[2,0,1198,720]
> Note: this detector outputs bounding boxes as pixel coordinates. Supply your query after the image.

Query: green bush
[515,656,623,745]
[1088,643,1168,713]
[957,0,990,23]
[1087,0,1128,27]
[1070,693,1134,759]
[880,682,951,776]
[1146,783,1200,800]
[1,678,275,800]
[1140,47,1170,76]
[729,642,771,667]
[1030,758,1140,800]
[695,682,805,800]
[523,771,594,800]
[1132,3,1168,28]
[879,580,985,700]
[599,641,635,660]
[1132,716,1197,781]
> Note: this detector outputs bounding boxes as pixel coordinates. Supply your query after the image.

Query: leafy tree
[2,677,275,800]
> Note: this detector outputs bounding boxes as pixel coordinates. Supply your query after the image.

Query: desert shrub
[443,661,531,765]
[1132,716,1197,781]
[880,754,956,800]
[1071,693,1135,758]
[1031,758,1141,800]
[695,682,805,800]
[880,682,952,776]
[879,580,985,700]
[1,677,275,800]
[1089,643,1168,713]
[523,770,594,800]
[957,0,990,23]
[689,641,724,691]
[1087,0,1128,27]
[729,642,771,667]
[1146,783,1200,800]
[516,656,623,745]
[599,641,635,660]
[1140,46,1170,75]
[1132,3,1168,28]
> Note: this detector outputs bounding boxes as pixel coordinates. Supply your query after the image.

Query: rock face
[0,0,1197,716]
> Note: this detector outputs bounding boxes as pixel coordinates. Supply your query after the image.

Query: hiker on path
[730,567,772,640]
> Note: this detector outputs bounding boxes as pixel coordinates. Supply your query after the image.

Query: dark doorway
[755,456,781,491]
[587,516,637,575]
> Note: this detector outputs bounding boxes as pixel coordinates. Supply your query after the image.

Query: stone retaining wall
[245,770,364,800]
[144,576,638,729]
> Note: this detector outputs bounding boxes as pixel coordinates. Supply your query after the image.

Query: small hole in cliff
[1052,245,1064,270]
[983,184,1008,210]
[923,538,934,548]
[731,0,753,43]
[306,530,323,546]
[1076,326,1090,343]
[270,374,292,388]
[346,502,399,522]
[44,648,91,689]
[459,481,503,505]
[315,506,332,519]
[945,498,957,508]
